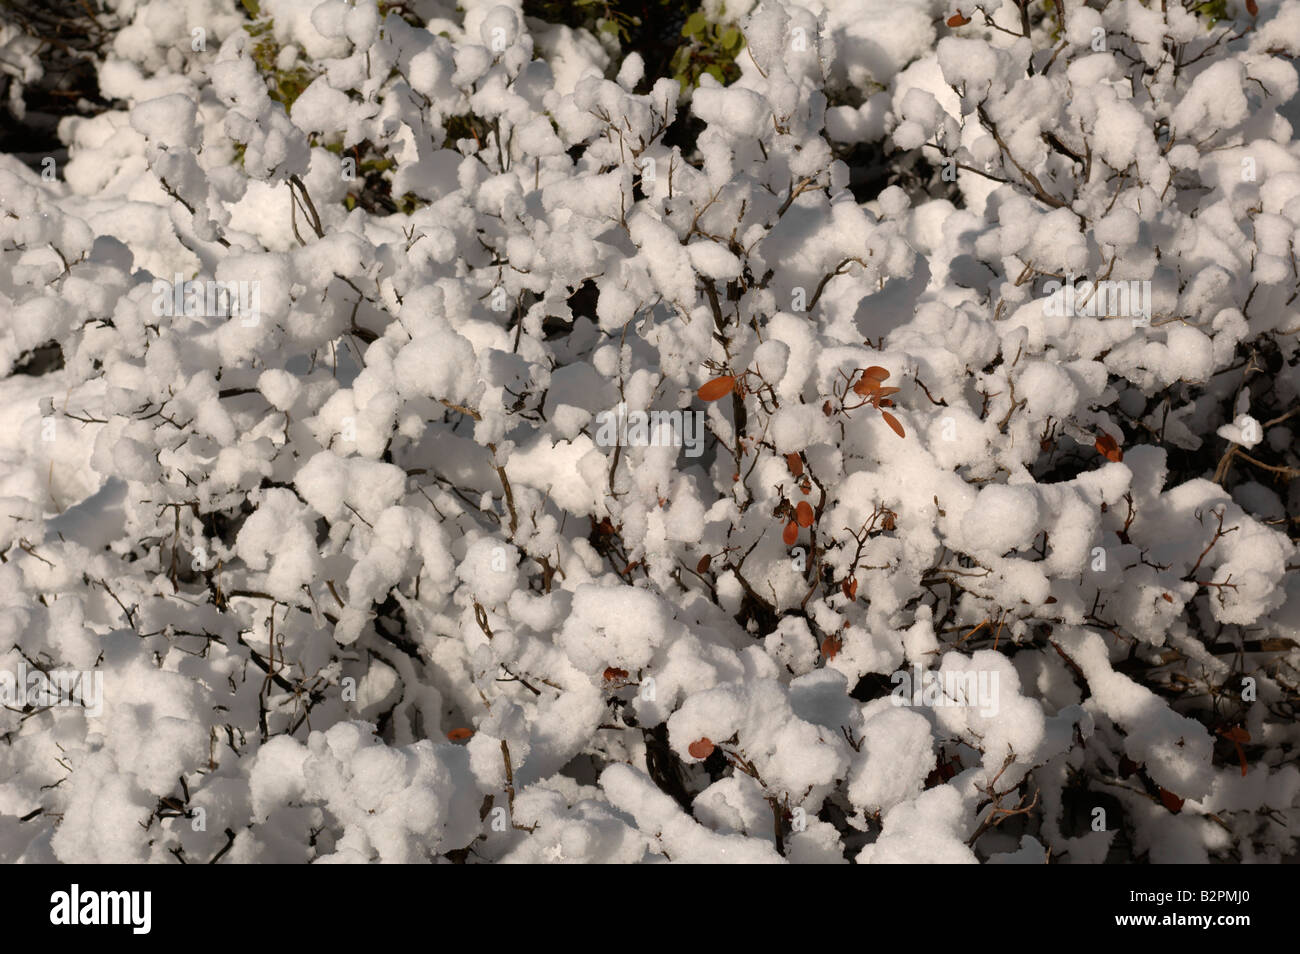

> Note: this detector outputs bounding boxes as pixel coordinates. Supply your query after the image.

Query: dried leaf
[1158,787,1184,813]
[881,410,906,438]
[785,452,804,477]
[1095,432,1123,462]
[696,553,712,574]
[697,375,736,401]
[446,727,473,742]
[820,635,842,660]
[1247,0,1258,15]
[603,666,629,683]
[688,737,715,759]
[795,500,814,527]
[841,577,858,600]
[947,11,970,26]
[782,520,799,546]
[853,366,891,396]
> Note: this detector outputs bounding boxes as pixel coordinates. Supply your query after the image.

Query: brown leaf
[785,452,804,477]
[841,577,858,600]
[1247,0,1258,15]
[853,366,891,396]
[881,410,906,438]
[688,737,715,760]
[820,635,842,660]
[795,500,815,527]
[697,375,736,402]
[1095,432,1123,462]
[1161,592,1173,603]
[947,11,971,26]
[1158,787,1184,813]
[696,553,712,574]
[783,520,799,546]
[822,400,833,416]
[446,727,473,742]
[603,666,629,683]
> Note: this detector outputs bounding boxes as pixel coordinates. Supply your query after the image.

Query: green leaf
[705,63,725,83]
[682,12,708,37]
[721,27,741,51]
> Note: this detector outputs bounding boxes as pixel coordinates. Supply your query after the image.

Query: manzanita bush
[0,0,1298,863]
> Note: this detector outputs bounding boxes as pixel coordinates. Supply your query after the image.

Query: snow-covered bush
[0,0,1298,863]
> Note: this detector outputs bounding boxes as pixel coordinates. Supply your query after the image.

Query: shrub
[0,0,1297,863]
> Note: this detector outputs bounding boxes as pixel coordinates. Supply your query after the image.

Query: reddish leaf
[785,452,804,477]
[1247,0,1258,15]
[688,737,715,759]
[696,553,712,574]
[1095,432,1123,462]
[1220,728,1251,777]
[603,666,629,683]
[1161,592,1174,603]
[1158,787,1184,813]
[853,366,891,396]
[881,410,906,438]
[783,520,799,546]
[842,577,859,600]
[820,635,843,660]
[1118,755,1140,779]
[947,11,970,26]
[697,375,736,402]
[446,727,473,742]
[795,500,815,527]
[822,400,834,416]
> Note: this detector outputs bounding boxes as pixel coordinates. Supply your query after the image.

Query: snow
[1,0,1297,867]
